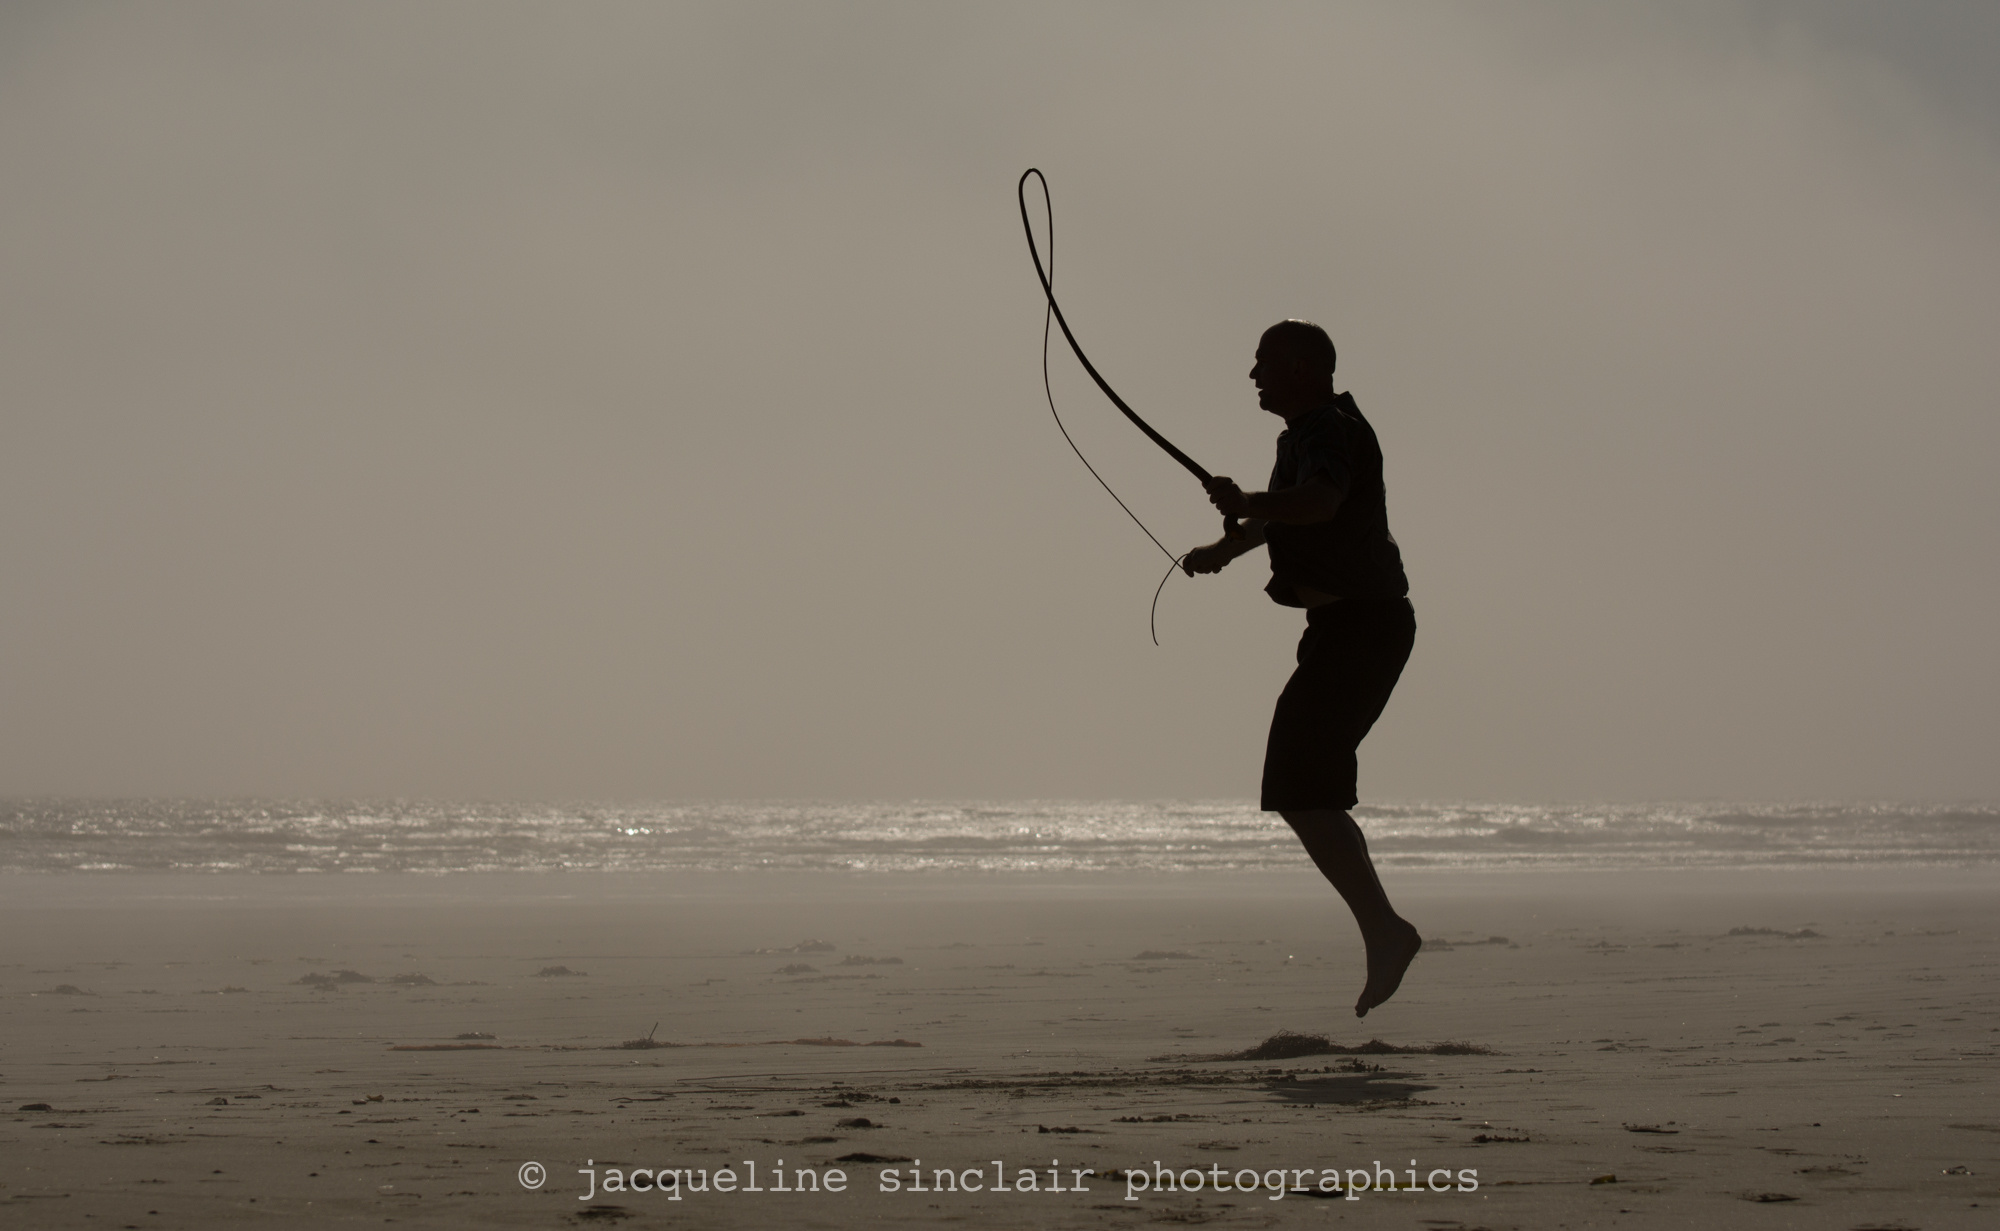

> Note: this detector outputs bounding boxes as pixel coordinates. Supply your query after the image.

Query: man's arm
[1203,476,1346,525]
[1182,518,1266,575]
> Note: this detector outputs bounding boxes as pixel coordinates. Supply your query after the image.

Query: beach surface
[4,867,1996,1228]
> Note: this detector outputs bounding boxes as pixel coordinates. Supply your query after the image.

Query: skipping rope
[1017,168,1237,645]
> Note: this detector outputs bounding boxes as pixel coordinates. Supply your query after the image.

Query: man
[1184,320,1421,1018]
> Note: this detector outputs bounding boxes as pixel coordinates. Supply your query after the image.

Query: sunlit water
[2,799,1995,874]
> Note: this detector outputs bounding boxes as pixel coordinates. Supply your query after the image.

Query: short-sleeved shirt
[1262,392,1410,607]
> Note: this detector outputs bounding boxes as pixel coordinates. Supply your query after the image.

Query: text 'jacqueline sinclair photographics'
[535,1156,1484,1204]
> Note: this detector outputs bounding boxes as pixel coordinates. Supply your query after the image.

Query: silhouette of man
[1184,320,1420,1017]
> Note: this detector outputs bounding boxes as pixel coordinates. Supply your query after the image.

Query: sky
[1,1,1995,803]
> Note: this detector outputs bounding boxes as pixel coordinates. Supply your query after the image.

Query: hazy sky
[2,1,1995,802]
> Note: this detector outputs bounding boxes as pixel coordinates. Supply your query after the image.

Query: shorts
[1259,597,1415,812]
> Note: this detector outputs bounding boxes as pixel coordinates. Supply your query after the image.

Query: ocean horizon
[3,798,1996,876]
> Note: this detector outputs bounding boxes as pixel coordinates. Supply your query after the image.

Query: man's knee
[1281,808,1352,831]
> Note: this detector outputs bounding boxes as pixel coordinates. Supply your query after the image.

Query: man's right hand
[1182,541,1237,576]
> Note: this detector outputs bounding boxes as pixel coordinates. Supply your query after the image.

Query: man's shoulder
[1293,397,1368,448]
[1328,393,1382,449]
[1288,399,1343,436]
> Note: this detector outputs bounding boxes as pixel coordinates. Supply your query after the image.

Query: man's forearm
[1219,518,1267,556]
[1245,481,1345,525]
[1182,518,1266,576]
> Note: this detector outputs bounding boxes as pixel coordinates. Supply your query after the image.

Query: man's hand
[1206,476,1347,525]
[1182,541,1237,576]
[1204,476,1252,518]
[1183,519,1265,574]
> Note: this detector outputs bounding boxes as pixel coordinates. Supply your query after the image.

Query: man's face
[1249,334,1309,415]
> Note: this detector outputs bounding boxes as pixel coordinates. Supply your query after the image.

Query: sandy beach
[3,867,1995,1228]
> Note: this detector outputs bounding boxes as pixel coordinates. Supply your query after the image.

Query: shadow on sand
[1259,1070,1435,1106]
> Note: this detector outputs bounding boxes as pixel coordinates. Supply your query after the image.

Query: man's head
[1249,320,1336,419]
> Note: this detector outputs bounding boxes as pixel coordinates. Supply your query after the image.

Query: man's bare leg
[1281,809,1422,1017]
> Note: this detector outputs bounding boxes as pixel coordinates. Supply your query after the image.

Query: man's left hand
[1204,476,1251,518]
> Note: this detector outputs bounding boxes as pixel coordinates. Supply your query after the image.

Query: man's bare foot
[1355,918,1422,1018]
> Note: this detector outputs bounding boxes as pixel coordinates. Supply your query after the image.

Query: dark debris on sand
[1428,935,1514,950]
[296,970,374,987]
[1170,1030,1493,1063]
[1726,927,1824,939]
[747,939,837,955]
[617,1023,677,1050]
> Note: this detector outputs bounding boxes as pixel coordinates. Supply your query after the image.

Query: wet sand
[3,867,1996,1228]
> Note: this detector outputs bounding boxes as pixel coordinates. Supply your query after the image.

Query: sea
[1,799,1995,876]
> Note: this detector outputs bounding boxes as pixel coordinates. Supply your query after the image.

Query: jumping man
[1184,320,1421,1017]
